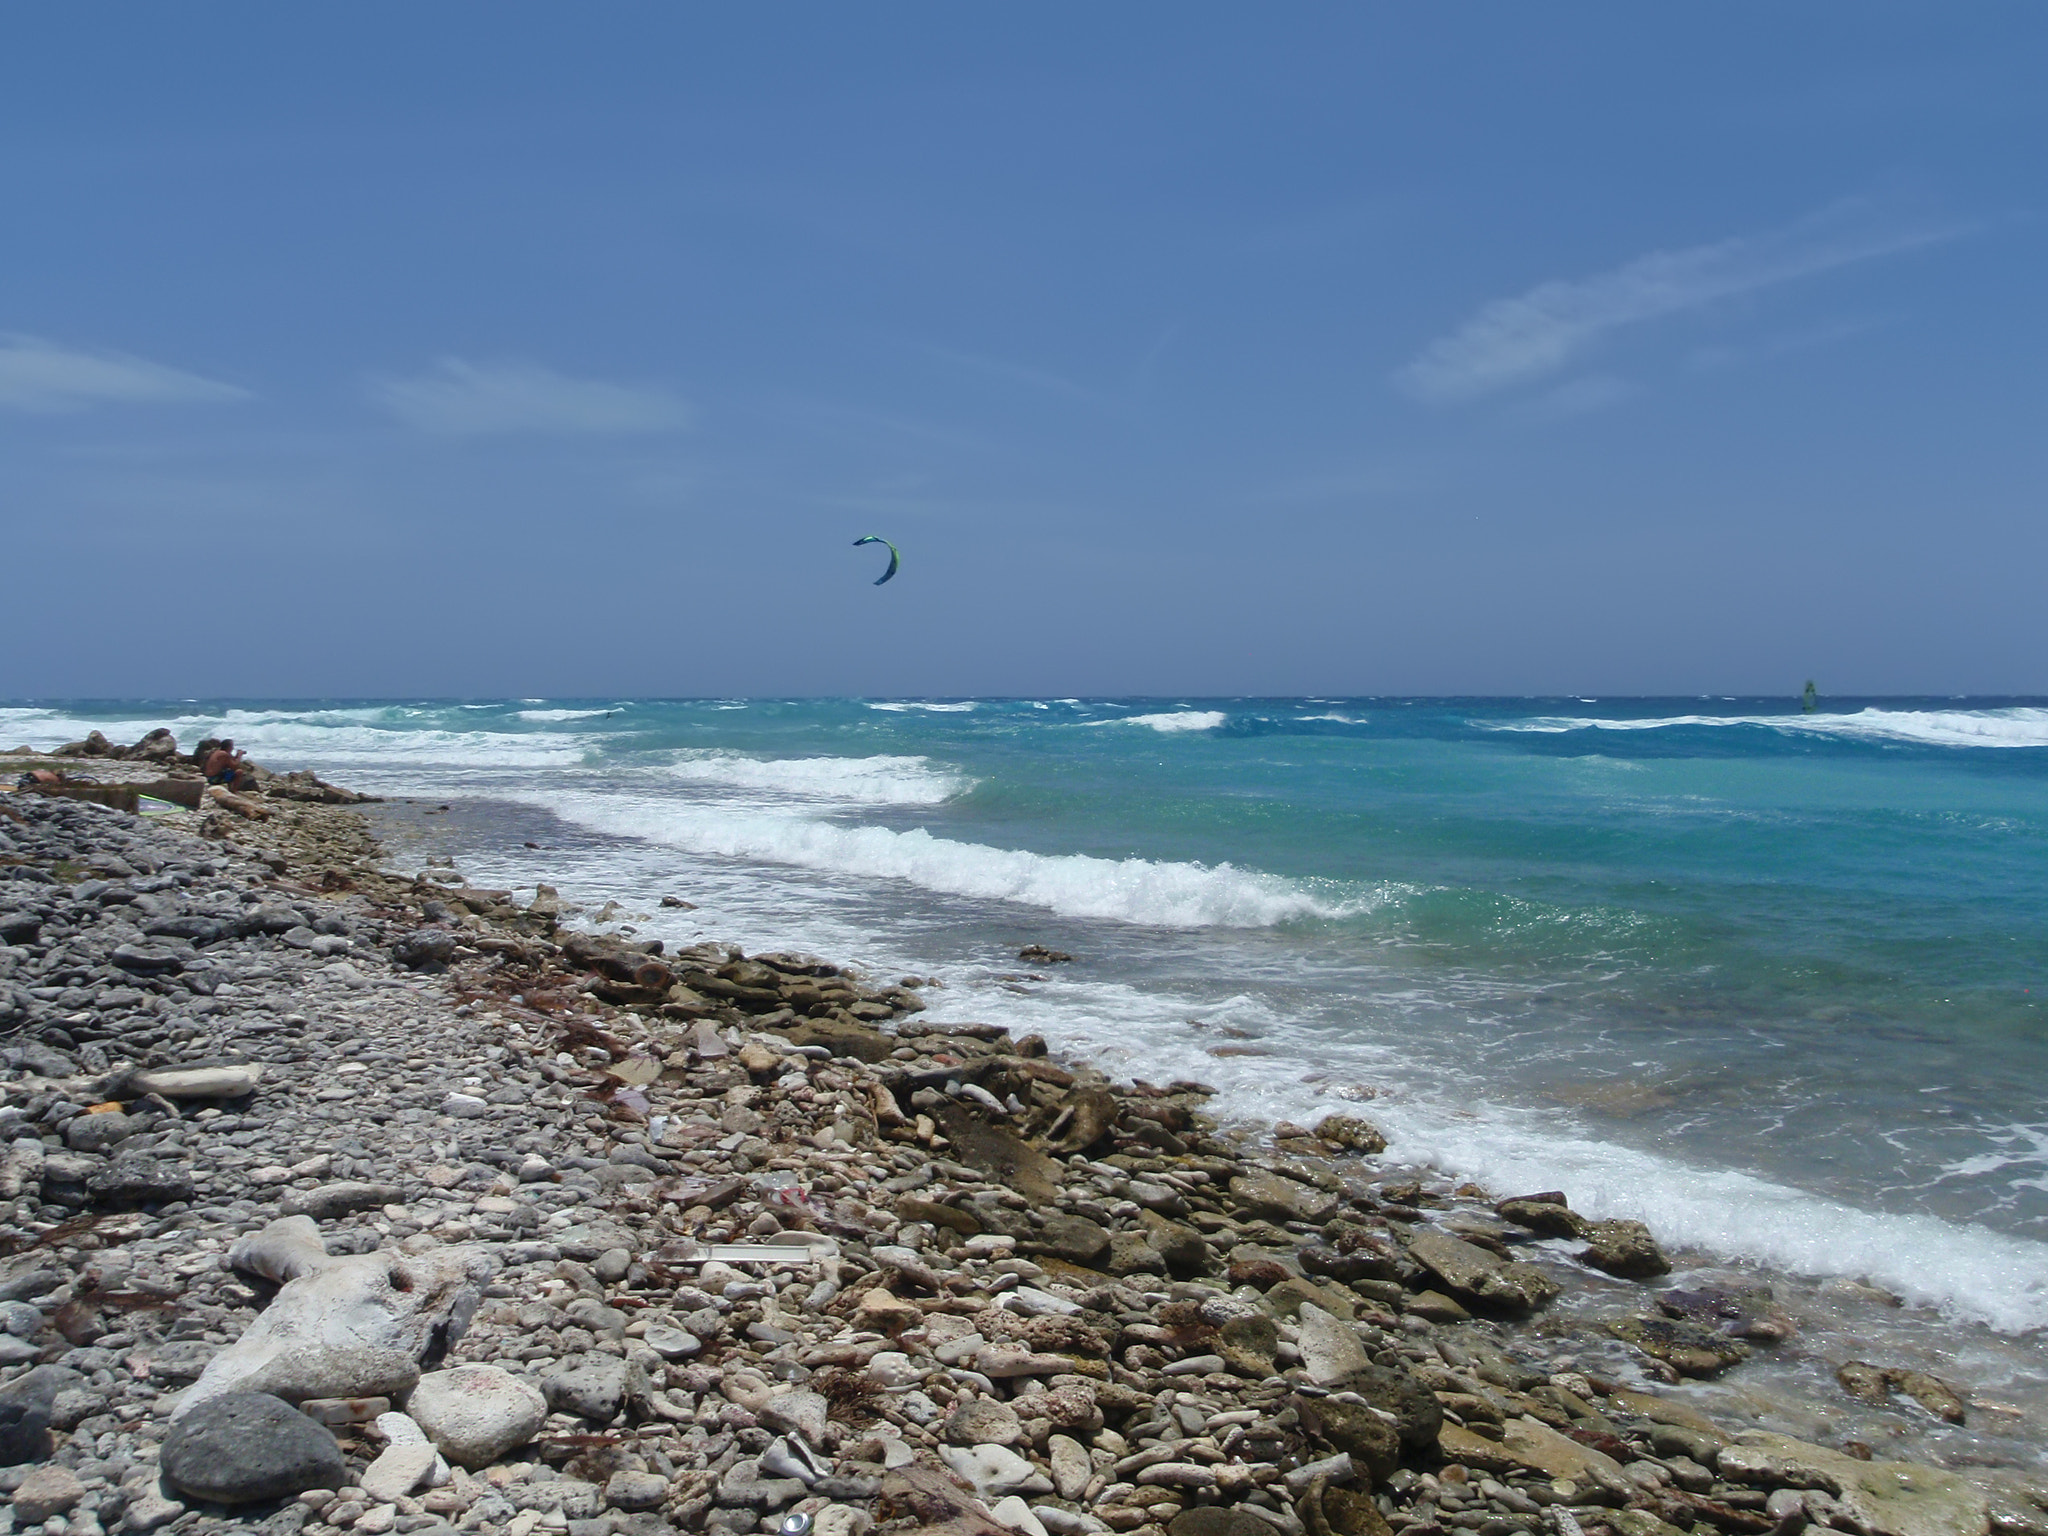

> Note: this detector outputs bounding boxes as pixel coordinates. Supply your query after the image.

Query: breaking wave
[1095,711,1229,733]
[662,752,967,806]
[529,791,1365,928]
[1490,707,2048,749]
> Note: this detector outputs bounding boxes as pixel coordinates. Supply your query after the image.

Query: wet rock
[1835,1365,1967,1424]
[1049,1086,1120,1154]
[1609,1314,1748,1377]
[1656,1281,1796,1343]
[1891,1370,1967,1425]
[1839,1361,1894,1408]
[1402,1289,1469,1323]
[1300,1238,1403,1285]
[160,1390,347,1504]
[1140,1213,1214,1275]
[1577,1218,1670,1279]
[1405,1230,1559,1314]
[1495,1193,1587,1239]
[1314,1115,1387,1154]
[1230,1168,1339,1224]
[1716,1433,1988,1536]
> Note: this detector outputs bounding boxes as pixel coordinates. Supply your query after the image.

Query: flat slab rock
[1716,1433,1989,1536]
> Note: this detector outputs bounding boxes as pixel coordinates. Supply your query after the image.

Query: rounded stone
[160,1391,347,1504]
[605,1469,670,1511]
[406,1365,547,1469]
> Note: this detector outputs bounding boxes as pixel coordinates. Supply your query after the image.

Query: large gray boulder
[175,1216,493,1417]
[160,1391,346,1504]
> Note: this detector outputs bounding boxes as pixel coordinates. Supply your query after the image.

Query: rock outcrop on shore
[0,777,2040,1536]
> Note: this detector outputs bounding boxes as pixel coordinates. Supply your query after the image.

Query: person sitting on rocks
[202,739,246,787]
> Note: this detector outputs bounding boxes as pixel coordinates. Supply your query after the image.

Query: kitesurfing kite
[853,534,900,585]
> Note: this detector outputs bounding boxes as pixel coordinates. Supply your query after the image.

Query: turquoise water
[10,697,2048,1331]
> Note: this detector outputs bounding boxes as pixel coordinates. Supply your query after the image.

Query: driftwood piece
[204,785,271,820]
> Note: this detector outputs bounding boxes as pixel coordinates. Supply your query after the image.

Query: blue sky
[3,6,2044,697]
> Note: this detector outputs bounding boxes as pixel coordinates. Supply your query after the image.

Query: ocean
[9,696,2047,1345]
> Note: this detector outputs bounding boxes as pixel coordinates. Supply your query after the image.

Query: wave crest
[530,792,1364,928]
[1491,706,2048,749]
[1095,710,1229,733]
[663,752,966,806]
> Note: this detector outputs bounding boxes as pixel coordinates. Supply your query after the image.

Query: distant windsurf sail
[852,535,900,585]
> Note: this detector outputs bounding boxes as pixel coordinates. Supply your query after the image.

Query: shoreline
[0,751,2042,1536]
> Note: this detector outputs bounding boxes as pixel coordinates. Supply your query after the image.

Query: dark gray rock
[160,1391,346,1504]
[392,931,459,971]
[111,944,185,974]
[87,1153,197,1207]
[538,1352,632,1421]
[0,1400,51,1466]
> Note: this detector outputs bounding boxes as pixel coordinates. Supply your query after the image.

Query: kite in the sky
[853,535,900,585]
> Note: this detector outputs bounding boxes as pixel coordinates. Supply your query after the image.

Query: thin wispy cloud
[913,340,1113,409]
[1398,202,1962,404]
[373,358,694,435]
[0,335,249,413]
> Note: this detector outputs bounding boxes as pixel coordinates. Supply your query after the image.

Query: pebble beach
[1,740,2044,1536]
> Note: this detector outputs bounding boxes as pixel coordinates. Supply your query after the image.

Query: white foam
[1298,713,1367,724]
[662,752,967,806]
[515,708,618,722]
[524,790,1363,928]
[866,701,978,713]
[1491,707,2048,749]
[1370,1102,2048,1334]
[1093,710,1229,733]
[940,967,2048,1334]
[1,709,592,770]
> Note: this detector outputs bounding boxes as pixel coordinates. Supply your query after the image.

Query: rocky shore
[1,766,2043,1536]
